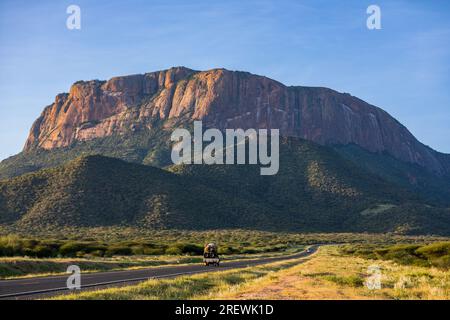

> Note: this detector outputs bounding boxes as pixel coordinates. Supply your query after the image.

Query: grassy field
[53,245,450,300]
[216,246,450,300]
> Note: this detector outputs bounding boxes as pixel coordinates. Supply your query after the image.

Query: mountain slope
[1,139,449,235]
[170,137,450,234]
[334,144,450,206]
[0,155,282,232]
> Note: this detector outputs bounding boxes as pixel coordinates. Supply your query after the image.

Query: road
[0,245,318,299]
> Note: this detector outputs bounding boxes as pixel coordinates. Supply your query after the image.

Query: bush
[89,250,105,257]
[131,246,145,255]
[165,246,183,255]
[416,242,450,259]
[32,245,55,258]
[0,235,23,256]
[143,247,165,255]
[165,243,203,256]
[179,244,204,255]
[219,246,239,255]
[22,239,39,248]
[105,246,132,256]
[241,248,258,254]
[59,242,88,256]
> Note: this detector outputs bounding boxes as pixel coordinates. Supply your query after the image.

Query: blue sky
[0,0,449,160]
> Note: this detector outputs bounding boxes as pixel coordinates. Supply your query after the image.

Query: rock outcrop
[24,67,448,174]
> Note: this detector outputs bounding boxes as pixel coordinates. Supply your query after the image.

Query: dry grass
[52,258,307,300]
[51,246,450,300]
[215,246,450,300]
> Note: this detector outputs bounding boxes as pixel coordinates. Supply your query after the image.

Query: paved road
[0,245,318,299]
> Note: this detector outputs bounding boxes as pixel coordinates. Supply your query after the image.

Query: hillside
[0,154,283,232]
[1,138,449,235]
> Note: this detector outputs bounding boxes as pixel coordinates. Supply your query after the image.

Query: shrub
[59,242,87,256]
[143,247,165,255]
[32,245,55,258]
[131,246,145,255]
[219,246,239,255]
[241,248,258,254]
[89,250,105,257]
[105,246,132,256]
[165,243,203,256]
[0,235,23,256]
[165,246,183,255]
[22,239,39,248]
[179,244,203,255]
[432,255,450,269]
[416,242,450,259]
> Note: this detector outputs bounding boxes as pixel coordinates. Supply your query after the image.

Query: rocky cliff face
[24,67,448,174]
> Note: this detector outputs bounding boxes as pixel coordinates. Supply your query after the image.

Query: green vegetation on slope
[334,144,450,206]
[170,138,450,234]
[0,154,283,231]
[0,137,449,235]
[0,125,174,180]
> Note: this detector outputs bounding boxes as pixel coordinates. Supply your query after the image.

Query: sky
[0,0,449,160]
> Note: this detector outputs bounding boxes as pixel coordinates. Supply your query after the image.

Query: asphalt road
[0,245,318,300]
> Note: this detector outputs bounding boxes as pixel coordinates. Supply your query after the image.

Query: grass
[49,246,450,300]
[215,246,450,300]
[321,274,364,287]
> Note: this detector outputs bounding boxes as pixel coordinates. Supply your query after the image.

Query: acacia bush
[164,243,203,256]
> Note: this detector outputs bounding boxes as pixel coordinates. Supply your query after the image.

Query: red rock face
[24,67,447,174]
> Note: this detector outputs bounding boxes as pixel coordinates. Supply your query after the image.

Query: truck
[203,243,220,266]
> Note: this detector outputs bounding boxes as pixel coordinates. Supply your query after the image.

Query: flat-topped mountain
[1,67,450,235]
[22,67,449,175]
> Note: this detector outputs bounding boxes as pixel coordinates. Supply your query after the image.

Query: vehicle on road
[203,243,220,266]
